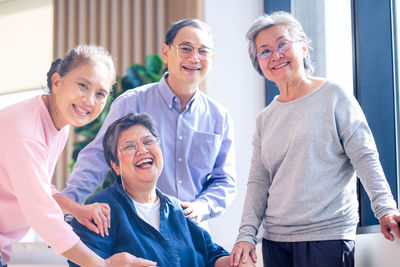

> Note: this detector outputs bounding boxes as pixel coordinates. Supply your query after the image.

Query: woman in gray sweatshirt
[230,11,400,267]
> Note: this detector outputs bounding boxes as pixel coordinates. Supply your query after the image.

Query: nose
[84,92,96,106]
[135,142,149,154]
[271,49,283,60]
[187,50,201,62]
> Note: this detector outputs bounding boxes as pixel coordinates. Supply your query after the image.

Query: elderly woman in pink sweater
[0,45,156,267]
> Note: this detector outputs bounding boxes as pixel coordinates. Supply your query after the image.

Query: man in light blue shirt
[54,18,236,230]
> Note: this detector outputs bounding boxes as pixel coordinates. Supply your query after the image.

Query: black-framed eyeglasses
[256,40,302,60]
[118,136,160,156]
[171,44,214,60]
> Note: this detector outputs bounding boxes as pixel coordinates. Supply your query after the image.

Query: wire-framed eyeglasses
[256,40,302,60]
[118,136,160,156]
[171,44,214,60]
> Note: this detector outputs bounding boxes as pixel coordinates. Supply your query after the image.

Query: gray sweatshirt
[236,81,397,245]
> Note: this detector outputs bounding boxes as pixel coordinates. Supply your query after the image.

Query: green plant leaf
[145,54,163,74]
[121,64,145,90]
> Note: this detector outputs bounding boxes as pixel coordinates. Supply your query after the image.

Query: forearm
[62,241,106,267]
[53,192,80,214]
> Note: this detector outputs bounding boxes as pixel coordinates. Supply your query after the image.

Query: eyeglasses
[171,44,214,60]
[118,136,160,156]
[256,40,301,60]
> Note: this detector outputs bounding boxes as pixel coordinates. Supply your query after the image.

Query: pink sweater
[0,95,79,264]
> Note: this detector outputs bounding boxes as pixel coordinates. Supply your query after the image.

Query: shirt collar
[158,72,199,113]
[113,179,172,209]
[158,73,177,111]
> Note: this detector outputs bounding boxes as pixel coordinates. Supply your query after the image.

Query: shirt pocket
[188,131,222,173]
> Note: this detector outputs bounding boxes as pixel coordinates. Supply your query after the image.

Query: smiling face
[112,124,163,191]
[255,25,308,84]
[161,25,214,91]
[50,62,114,129]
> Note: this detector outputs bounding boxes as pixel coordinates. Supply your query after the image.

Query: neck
[43,94,65,130]
[125,184,158,204]
[166,76,198,111]
[275,74,324,102]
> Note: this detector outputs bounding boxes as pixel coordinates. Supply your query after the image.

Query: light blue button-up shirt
[63,73,237,219]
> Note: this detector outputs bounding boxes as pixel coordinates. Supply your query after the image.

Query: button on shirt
[63,73,237,219]
[68,181,230,267]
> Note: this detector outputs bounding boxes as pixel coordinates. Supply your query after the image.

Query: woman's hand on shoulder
[229,241,257,267]
[73,202,111,237]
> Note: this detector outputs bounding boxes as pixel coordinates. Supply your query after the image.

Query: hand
[73,202,111,237]
[105,252,157,267]
[230,241,257,267]
[215,255,255,267]
[379,211,400,241]
[181,201,209,224]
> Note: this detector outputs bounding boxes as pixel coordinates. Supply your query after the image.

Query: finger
[382,226,394,241]
[134,258,157,266]
[84,220,100,235]
[92,213,105,238]
[249,247,257,263]
[232,247,243,266]
[102,205,111,229]
[240,250,249,264]
[183,207,193,215]
[392,222,400,238]
[98,209,109,236]
[229,250,238,266]
[181,202,190,208]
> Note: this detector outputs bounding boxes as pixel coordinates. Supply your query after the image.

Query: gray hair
[165,18,213,46]
[246,11,315,76]
[46,44,116,91]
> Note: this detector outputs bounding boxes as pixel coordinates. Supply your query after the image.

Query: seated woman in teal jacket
[69,113,252,267]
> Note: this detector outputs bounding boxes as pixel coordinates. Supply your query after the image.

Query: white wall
[204,0,265,251]
[0,0,53,95]
[356,231,400,267]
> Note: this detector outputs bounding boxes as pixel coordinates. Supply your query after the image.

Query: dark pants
[262,239,355,267]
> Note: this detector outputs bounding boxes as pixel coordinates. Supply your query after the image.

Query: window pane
[293,0,354,94]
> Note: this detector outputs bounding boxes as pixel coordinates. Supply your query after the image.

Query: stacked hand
[230,241,257,267]
[181,201,209,224]
[74,202,111,237]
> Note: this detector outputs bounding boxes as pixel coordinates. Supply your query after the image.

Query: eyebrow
[76,77,109,93]
[257,35,288,50]
[122,135,153,143]
[179,41,212,49]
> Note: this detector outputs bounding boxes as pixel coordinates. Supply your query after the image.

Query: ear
[210,51,215,62]
[110,160,120,175]
[301,41,308,58]
[51,72,62,94]
[161,44,170,64]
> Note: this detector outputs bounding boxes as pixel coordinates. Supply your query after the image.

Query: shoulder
[198,91,229,114]
[159,190,181,209]
[113,82,159,103]
[0,95,50,143]
[320,81,354,100]
[85,183,120,206]
[196,92,233,131]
